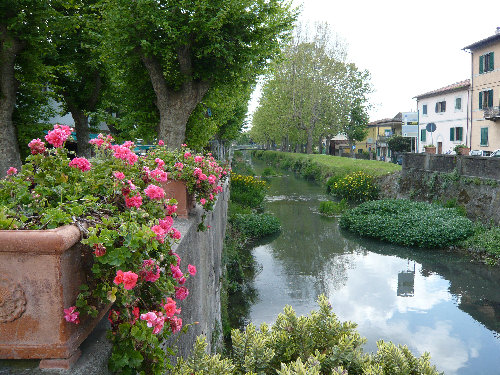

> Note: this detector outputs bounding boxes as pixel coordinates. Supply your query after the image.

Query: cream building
[464,28,500,154]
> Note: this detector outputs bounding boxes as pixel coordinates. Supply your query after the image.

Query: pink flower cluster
[114,270,139,290]
[69,157,92,172]
[144,184,165,200]
[28,138,46,155]
[125,194,142,208]
[111,144,138,165]
[45,124,73,148]
[63,306,80,324]
[140,259,160,282]
[151,216,180,243]
[6,167,17,176]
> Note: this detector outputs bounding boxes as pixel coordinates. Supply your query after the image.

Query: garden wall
[0,182,229,375]
[379,153,500,225]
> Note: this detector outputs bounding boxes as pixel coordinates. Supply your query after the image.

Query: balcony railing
[484,106,500,121]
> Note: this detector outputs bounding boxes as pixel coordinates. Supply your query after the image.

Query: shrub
[339,199,474,248]
[461,225,500,257]
[230,213,281,239]
[174,295,441,375]
[329,171,379,202]
[230,173,267,208]
[262,166,278,177]
[318,199,349,216]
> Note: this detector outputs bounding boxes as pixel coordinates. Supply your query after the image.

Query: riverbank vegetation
[252,150,400,183]
[340,199,474,248]
[176,295,441,374]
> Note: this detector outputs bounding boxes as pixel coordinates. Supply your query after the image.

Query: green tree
[0,0,54,176]
[387,134,411,153]
[100,0,297,149]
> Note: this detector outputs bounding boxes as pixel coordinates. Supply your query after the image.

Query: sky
[247,0,500,124]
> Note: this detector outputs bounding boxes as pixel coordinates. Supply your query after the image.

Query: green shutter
[458,127,463,141]
[421,129,426,142]
[488,89,494,107]
[377,147,380,156]
[479,55,484,74]
[481,127,488,146]
[435,103,438,112]
[450,127,455,141]
[479,91,483,109]
[490,52,494,70]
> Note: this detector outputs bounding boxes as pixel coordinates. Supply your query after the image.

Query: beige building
[464,28,500,153]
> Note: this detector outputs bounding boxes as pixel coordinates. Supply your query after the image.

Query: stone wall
[382,153,500,224]
[0,182,229,374]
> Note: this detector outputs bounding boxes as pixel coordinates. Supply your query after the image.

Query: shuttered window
[479,89,494,109]
[480,127,488,146]
[450,128,455,141]
[422,104,427,115]
[480,52,495,73]
[420,129,426,142]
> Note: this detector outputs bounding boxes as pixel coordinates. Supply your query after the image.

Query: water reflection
[246,159,500,375]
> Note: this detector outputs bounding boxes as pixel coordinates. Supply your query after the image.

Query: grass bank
[252,150,400,183]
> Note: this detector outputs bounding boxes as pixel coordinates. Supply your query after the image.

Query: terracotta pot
[0,225,109,369]
[424,146,436,154]
[161,180,195,218]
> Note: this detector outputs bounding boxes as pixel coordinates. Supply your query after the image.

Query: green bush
[318,199,348,216]
[174,295,441,375]
[340,199,474,248]
[262,166,278,177]
[230,213,281,239]
[230,173,267,208]
[329,171,379,202]
[461,225,500,257]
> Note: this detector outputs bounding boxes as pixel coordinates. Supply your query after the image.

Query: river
[244,157,500,375]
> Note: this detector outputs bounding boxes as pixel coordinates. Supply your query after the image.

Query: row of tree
[0,0,297,176]
[250,23,371,154]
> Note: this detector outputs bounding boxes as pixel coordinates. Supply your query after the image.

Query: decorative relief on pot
[0,278,27,323]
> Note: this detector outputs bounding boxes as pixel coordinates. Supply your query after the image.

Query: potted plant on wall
[424,144,436,154]
[454,144,470,155]
[0,125,229,373]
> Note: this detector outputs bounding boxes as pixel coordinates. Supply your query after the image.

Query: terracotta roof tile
[413,79,470,99]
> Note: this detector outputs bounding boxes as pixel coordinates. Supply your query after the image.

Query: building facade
[464,29,500,154]
[414,80,470,154]
[356,113,402,161]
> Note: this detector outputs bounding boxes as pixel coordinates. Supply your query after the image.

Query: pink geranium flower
[200,198,206,205]
[188,264,197,276]
[184,152,191,158]
[169,228,181,240]
[151,168,168,182]
[170,316,183,333]
[175,286,189,300]
[63,306,80,324]
[163,297,180,318]
[113,171,125,180]
[122,271,139,290]
[28,138,46,154]
[45,124,73,148]
[141,259,161,282]
[125,194,142,208]
[158,140,164,146]
[145,184,165,200]
[166,204,177,215]
[69,157,92,172]
[6,167,17,176]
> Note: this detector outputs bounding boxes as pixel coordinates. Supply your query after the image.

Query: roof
[463,31,500,51]
[367,113,402,126]
[413,79,470,100]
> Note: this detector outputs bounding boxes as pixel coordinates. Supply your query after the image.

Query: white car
[469,150,485,156]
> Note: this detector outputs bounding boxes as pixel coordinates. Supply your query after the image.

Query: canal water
[245,158,500,375]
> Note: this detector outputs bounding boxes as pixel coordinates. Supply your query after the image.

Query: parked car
[490,149,500,157]
[469,149,485,156]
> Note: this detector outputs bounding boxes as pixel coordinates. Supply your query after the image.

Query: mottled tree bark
[142,46,209,149]
[0,26,22,177]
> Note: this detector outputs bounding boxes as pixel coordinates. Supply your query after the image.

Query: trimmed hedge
[230,213,281,239]
[339,199,474,248]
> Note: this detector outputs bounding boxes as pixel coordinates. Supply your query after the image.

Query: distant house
[463,28,500,154]
[414,80,470,154]
[356,113,402,161]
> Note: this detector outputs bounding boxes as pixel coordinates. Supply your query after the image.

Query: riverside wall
[377,153,500,224]
[0,182,229,375]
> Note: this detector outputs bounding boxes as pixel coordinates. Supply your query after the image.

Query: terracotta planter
[457,147,470,155]
[162,180,195,218]
[0,225,109,369]
[424,146,436,154]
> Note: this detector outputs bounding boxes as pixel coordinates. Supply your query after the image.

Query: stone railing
[403,153,500,180]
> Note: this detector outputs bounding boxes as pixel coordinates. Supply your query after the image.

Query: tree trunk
[0,27,22,177]
[318,135,323,155]
[326,138,331,155]
[349,140,355,158]
[142,47,209,149]
[71,109,91,158]
[306,128,313,154]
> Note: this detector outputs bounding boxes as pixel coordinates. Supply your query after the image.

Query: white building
[414,80,470,153]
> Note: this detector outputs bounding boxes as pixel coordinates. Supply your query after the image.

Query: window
[422,104,427,115]
[479,89,494,109]
[435,101,446,113]
[449,127,463,142]
[420,129,426,142]
[479,52,494,74]
[455,97,462,110]
[480,127,488,146]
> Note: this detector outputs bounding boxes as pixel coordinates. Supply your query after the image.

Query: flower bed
[0,126,229,373]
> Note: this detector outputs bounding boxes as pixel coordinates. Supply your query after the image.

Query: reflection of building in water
[397,261,416,297]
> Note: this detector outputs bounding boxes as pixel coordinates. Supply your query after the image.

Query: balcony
[484,106,500,121]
